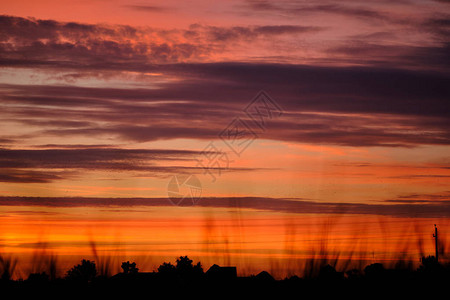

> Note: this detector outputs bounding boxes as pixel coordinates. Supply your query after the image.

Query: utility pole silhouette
[433,224,438,263]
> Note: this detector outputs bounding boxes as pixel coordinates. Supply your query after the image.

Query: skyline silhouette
[0,0,449,290]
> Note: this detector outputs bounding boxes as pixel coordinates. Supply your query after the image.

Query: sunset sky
[0,0,449,278]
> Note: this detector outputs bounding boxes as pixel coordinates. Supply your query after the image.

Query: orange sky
[0,0,449,278]
[2,205,449,279]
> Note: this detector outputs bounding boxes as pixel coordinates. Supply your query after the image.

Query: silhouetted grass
[1,219,448,293]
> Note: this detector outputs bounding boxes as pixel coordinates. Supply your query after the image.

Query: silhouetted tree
[121,261,139,274]
[157,256,204,280]
[176,256,204,279]
[193,262,204,277]
[157,262,176,276]
[66,259,97,282]
[364,263,385,280]
[176,256,193,272]
[27,272,49,283]
[319,264,343,281]
[345,269,361,280]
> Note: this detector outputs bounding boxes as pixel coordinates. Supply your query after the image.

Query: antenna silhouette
[433,224,438,263]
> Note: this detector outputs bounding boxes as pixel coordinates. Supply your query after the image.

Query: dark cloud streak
[123,5,171,12]
[0,196,449,218]
[0,148,262,183]
[1,61,449,147]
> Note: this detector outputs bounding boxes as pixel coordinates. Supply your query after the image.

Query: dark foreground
[1,256,449,297]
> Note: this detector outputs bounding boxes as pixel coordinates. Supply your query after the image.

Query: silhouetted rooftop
[206,264,237,280]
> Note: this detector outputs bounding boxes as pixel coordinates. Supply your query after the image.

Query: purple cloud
[0,196,449,218]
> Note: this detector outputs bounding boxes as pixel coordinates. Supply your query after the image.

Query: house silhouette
[206,264,237,281]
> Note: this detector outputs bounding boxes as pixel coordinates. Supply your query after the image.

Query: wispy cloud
[1,61,448,147]
[123,5,171,12]
[0,148,262,183]
[240,0,398,22]
[384,191,450,204]
[1,14,448,69]
[1,196,449,218]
